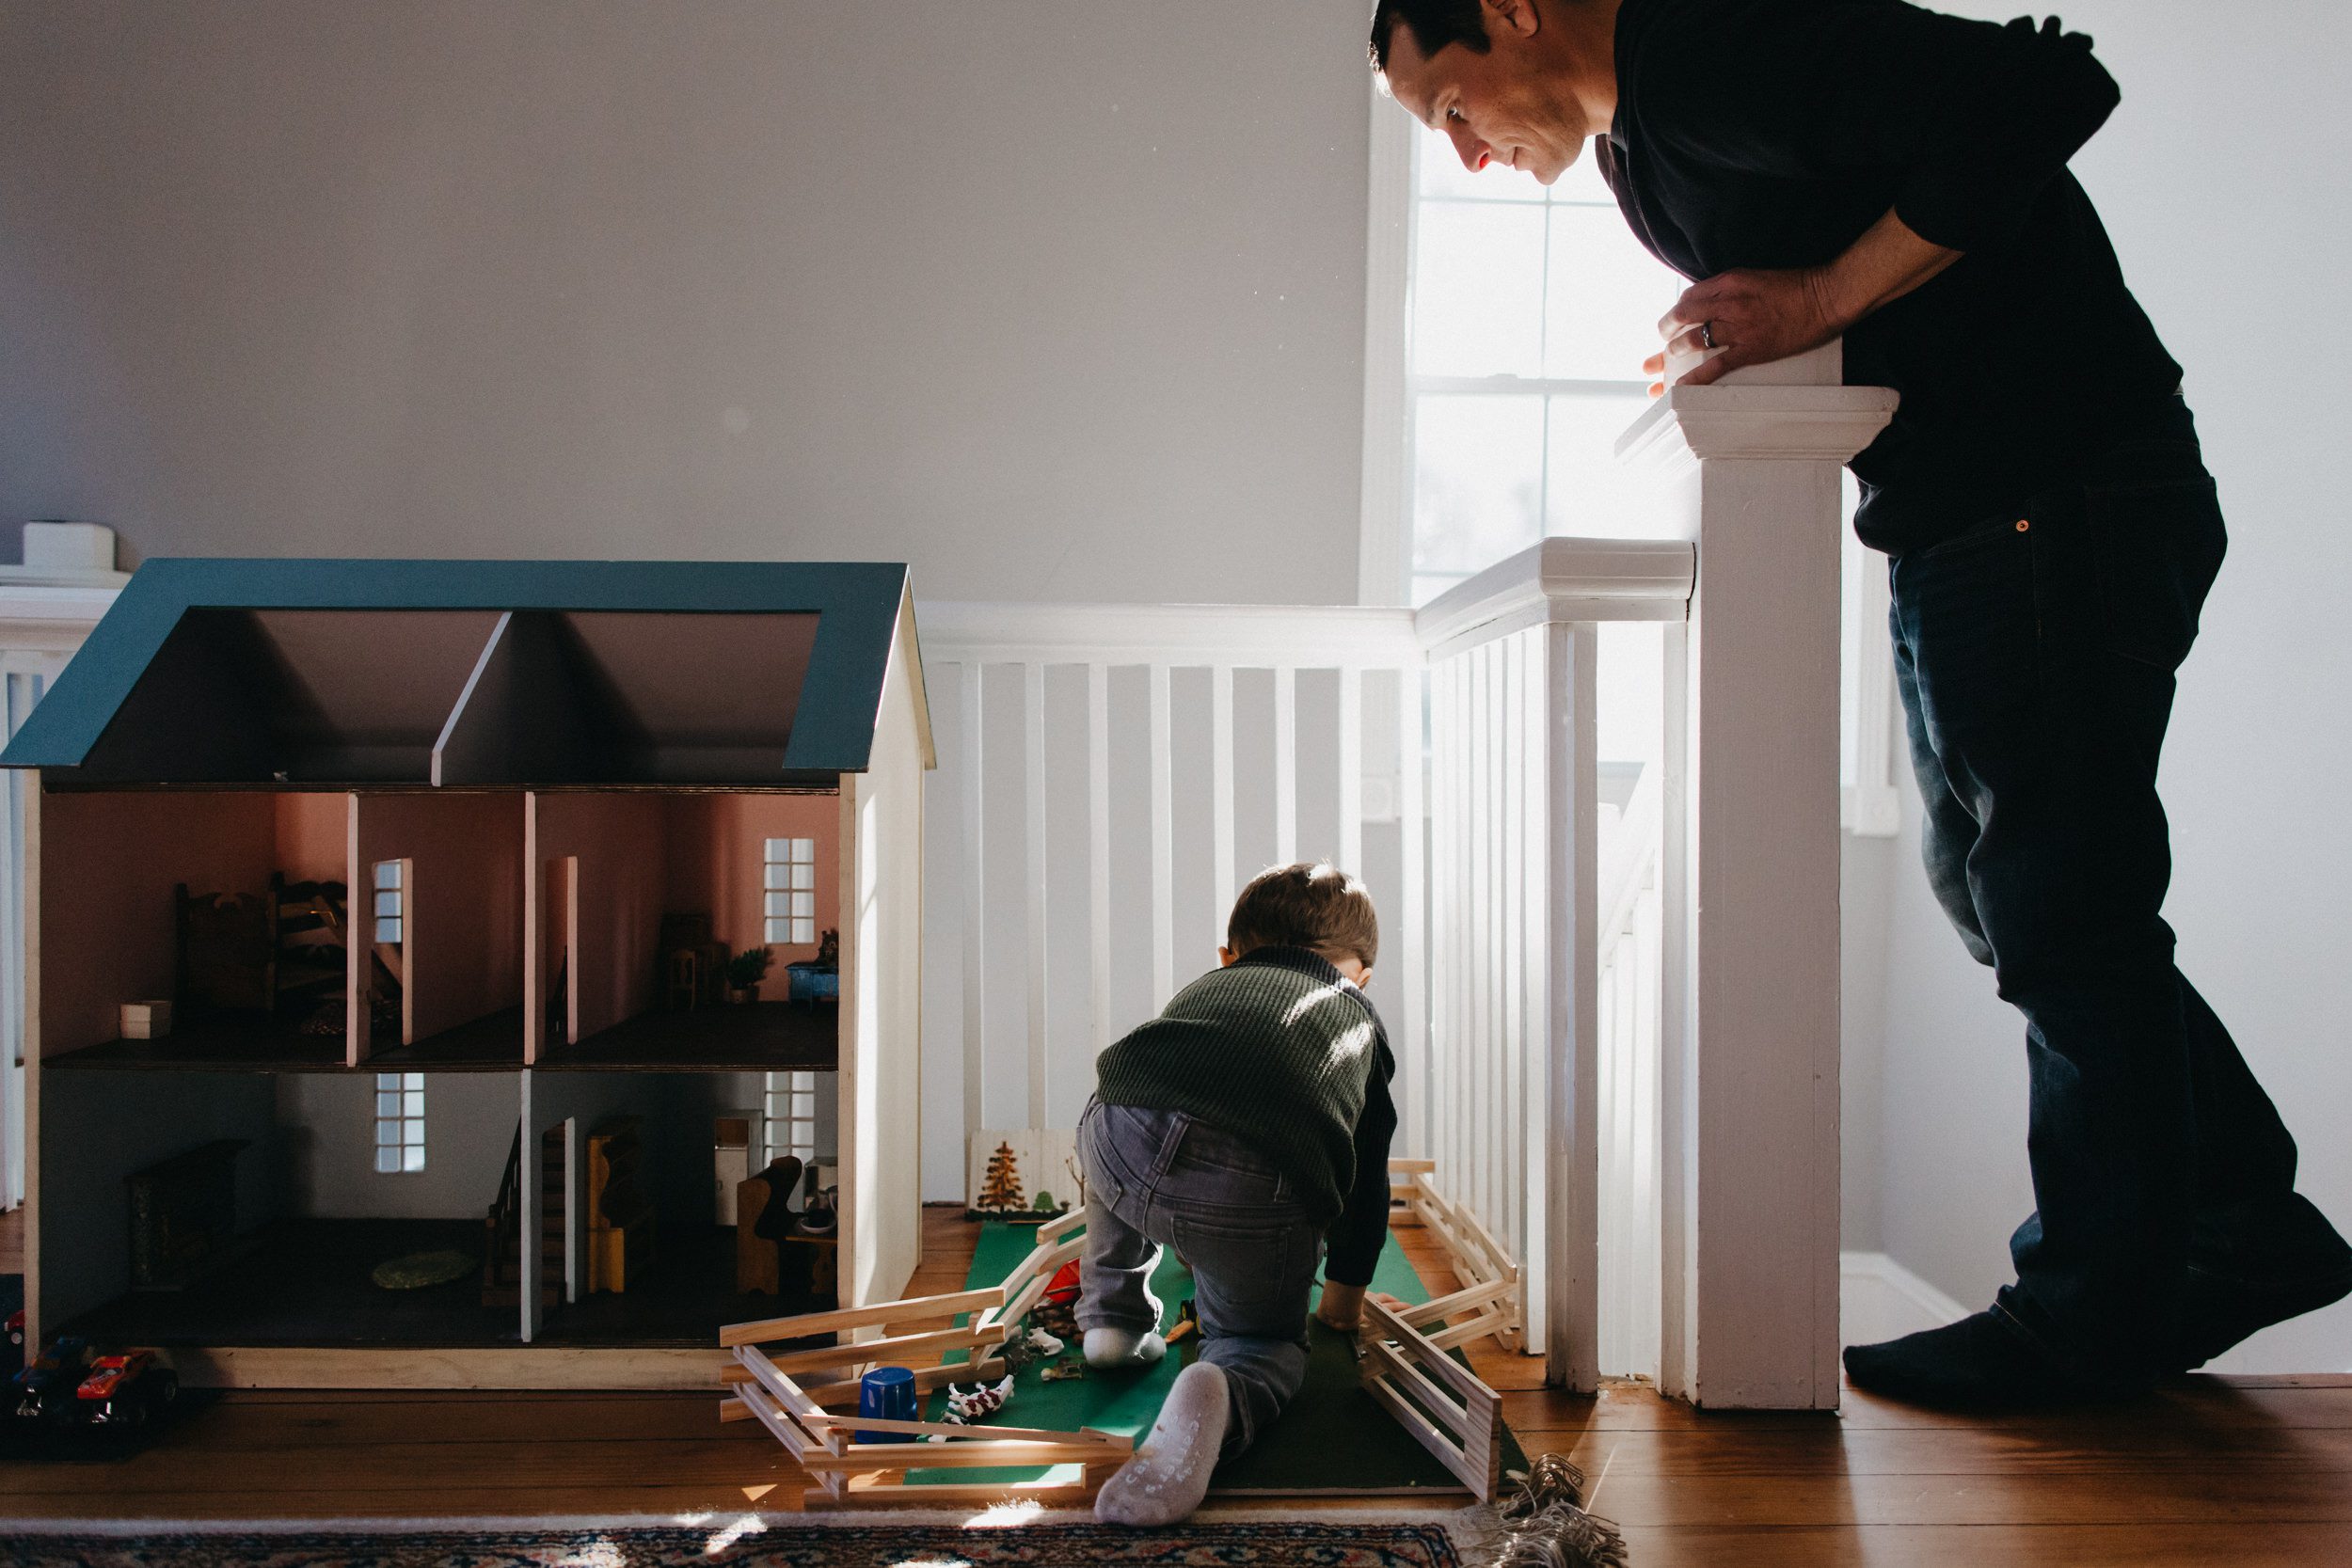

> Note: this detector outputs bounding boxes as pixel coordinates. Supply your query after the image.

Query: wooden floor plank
[0,1203,2346,1568]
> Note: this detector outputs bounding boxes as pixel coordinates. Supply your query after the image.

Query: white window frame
[763,836,818,946]
[374,1070,425,1174]
[1354,78,1899,835]
[765,1070,818,1165]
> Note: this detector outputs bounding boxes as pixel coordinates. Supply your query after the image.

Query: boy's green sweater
[1093,945,1389,1222]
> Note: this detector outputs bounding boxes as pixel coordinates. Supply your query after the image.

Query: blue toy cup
[857,1365,917,1442]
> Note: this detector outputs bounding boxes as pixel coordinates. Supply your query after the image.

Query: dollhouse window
[765,1069,818,1164]
[763,837,816,945]
[373,860,404,944]
[374,1071,424,1173]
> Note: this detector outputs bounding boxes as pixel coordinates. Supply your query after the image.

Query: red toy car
[72,1351,178,1429]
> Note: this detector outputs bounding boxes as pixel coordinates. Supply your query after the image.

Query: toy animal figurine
[998,1323,1064,1372]
[1041,1356,1087,1382]
[941,1372,1015,1425]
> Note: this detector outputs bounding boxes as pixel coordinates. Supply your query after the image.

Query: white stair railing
[926,541,1693,1391]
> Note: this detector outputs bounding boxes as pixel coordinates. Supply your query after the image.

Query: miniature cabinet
[2,560,932,1388]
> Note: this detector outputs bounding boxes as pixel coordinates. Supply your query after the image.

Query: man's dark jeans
[1887,396,2301,1380]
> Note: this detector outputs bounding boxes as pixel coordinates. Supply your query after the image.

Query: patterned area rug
[0,1513,1474,1568]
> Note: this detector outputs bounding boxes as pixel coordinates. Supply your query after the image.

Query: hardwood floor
[1,1204,2346,1566]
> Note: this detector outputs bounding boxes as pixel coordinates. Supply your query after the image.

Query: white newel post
[1619,345,1897,1408]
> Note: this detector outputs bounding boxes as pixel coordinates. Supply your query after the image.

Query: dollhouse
[2,559,932,1388]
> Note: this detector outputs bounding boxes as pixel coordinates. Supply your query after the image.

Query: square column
[1620,346,1896,1408]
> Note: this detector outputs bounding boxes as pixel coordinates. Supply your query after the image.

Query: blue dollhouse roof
[1,558,931,786]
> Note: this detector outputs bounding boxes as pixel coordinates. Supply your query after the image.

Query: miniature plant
[726,946,773,988]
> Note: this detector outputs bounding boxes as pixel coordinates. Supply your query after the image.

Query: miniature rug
[906,1223,1526,1494]
[0,1511,1475,1568]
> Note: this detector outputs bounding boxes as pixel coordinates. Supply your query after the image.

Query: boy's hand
[1314,1281,1367,1331]
[1319,1283,1406,1332]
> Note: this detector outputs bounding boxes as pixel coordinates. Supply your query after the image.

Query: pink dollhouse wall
[530,792,666,1046]
[353,792,525,1045]
[273,792,348,884]
[662,793,838,963]
[38,791,276,1055]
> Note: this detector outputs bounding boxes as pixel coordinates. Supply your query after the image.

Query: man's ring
[1700,321,1717,350]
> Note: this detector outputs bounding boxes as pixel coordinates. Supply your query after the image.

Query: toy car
[74,1351,178,1429]
[13,1336,96,1425]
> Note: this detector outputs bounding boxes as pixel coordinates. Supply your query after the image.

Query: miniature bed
[719,1162,1526,1507]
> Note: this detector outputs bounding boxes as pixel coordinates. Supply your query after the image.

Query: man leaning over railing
[1368,0,2350,1407]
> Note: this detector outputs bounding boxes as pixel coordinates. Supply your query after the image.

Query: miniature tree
[976,1141,1025,1212]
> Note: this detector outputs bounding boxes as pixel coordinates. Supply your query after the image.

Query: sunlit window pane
[1548,146,1618,206]
[1544,391,1664,538]
[1412,203,1545,378]
[1413,392,1546,579]
[1544,205,1684,381]
[402,1146,425,1173]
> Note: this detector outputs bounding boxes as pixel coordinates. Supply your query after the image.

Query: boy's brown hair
[1225,862,1380,970]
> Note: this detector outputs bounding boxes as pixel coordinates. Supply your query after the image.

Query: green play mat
[903,1220,1526,1493]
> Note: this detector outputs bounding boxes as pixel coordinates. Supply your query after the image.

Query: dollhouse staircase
[482,1126,563,1309]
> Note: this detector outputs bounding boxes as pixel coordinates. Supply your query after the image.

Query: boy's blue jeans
[1076,1098,1326,1454]
[1887,395,2299,1379]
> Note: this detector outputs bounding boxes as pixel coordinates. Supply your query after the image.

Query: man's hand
[1644,208,1963,392]
[1645,265,1844,390]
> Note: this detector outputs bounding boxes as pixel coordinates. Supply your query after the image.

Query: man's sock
[1094,1362,1229,1527]
[1843,1308,2146,1408]
[1083,1326,1168,1370]
[2178,1195,2352,1369]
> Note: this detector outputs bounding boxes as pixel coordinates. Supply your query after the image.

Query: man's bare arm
[1643,208,1963,390]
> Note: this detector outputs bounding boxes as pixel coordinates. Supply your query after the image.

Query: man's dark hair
[1369,0,1494,72]
[1226,861,1381,970]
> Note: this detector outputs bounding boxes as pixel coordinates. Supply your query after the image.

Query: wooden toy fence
[719,1165,1522,1506]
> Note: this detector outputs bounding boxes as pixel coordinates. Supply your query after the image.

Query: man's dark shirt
[1596,0,2184,555]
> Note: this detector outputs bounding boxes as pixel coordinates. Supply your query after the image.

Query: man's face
[1379,9,1588,186]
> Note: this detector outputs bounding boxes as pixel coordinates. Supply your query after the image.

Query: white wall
[0,0,1373,606]
[1868,0,2352,1371]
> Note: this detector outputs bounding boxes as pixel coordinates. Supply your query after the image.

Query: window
[373,860,404,944]
[763,837,816,945]
[1405,127,1685,606]
[374,1071,424,1173]
[765,1070,818,1164]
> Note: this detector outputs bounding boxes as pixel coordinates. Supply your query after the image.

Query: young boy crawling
[1076,861,1397,1526]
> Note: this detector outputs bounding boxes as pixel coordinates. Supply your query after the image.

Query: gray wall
[0,0,1373,605]
[1867,0,2352,1371]
[40,1071,279,1328]
[277,1071,519,1220]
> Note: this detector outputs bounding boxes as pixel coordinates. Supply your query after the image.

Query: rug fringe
[1488,1453,1628,1568]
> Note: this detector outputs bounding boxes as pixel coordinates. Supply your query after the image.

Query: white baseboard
[1840,1250,1970,1346]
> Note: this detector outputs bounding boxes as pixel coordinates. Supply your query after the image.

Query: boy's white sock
[1094,1361,1230,1527]
[1083,1326,1168,1369]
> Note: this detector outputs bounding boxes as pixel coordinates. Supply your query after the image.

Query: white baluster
[1337,667,1362,879]
[1024,662,1049,1132]
[1089,663,1112,1054]
[1396,666,1427,1158]
[960,664,988,1148]
[1149,663,1174,1011]
[1212,665,1236,926]
[1273,666,1297,866]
